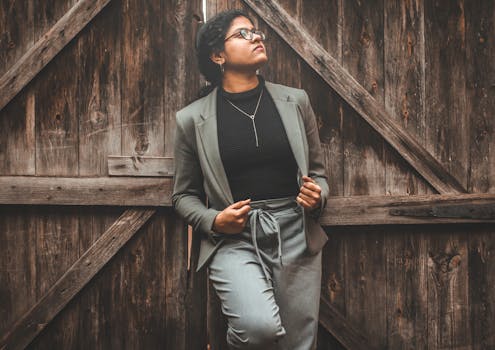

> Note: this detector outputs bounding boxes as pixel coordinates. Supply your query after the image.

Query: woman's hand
[296,175,321,210]
[213,199,251,234]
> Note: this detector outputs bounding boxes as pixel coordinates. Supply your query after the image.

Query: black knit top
[217,76,299,201]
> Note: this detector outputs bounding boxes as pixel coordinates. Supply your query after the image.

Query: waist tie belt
[249,207,283,282]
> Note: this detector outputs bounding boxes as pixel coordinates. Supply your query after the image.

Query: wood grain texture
[0,208,155,350]
[424,2,471,348]
[0,0,111,111]
[322,193,495,226]
[0,90,36,175]
[121,0,165,157]
[465,0,495,194]
[108,156,174,177]
[242,0,465,195]
[464,2,495,350]
[319,296,378,350]
[0,1,34,77]
[384,0,430,196]
[0,176,173,206]
[78,1,121,176]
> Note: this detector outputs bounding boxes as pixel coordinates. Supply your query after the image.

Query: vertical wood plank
[344,228,387,349]
[424,2,471,349]
[30,207,80,349]
[121,0,165,157]
[0,90,36,175]
[75,207,122,350]
[0,1,34,77]
[385,228,428,349]
[78,1,121,175]
[465,0,495,194]
[424,0,469,189]
[465,4,495,349]
[34,0,79,176]
[468,228,495,350]
[342,1,387,348]
[427,228,470,349]
[342,0,386,197]
[383,2,430,349]
[0,206,37,338]
[384,0,431,196]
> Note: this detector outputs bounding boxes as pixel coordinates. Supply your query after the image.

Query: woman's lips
[253,45,264,52]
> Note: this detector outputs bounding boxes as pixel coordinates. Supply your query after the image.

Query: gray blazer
[172,81,329,271]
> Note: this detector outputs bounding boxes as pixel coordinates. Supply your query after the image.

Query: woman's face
[217,16,268,72]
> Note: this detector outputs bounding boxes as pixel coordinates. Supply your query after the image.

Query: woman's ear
[210,51,225,65]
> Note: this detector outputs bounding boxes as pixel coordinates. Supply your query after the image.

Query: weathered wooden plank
[341,3,387,347]
[31,206,80,349]
[0,90,36,175]
[108,156,174,177]
[0,207,37,338]
[383,3,430,348]
[465,0,495,194]
[427,229,471,349]
[0,208,155,350]
[0,0,112,112]
[465,2,495,349]
[319,296,378,350]
[425,0,470,193]
[342,0,386,194]
[322,193,495,226]
[0,176,172,206]
[34,1,80,177]
[384,0,430,196]
[78,1,121,176]
[121,0,165,157]
[241,0,466,195]
[424,2,471,348]
[468,229,495,349]
[385,229,428,349]
[344,227,387,349]
[0,1,34,78]
[185,228,208,350]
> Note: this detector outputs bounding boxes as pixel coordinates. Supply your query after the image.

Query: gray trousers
[208,196,322,349]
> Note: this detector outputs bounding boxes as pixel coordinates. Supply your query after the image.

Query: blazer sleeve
[172,113,220,242]
[300,89,330,220]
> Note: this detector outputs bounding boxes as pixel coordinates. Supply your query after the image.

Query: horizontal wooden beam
[0,208,156,350]
[242,0,466,195]
[0,0,111,111]
[1,177,493,225]
[319,297,378,350]
[322,193,495,226]
[108,155,174,177]
[0,176,172,206]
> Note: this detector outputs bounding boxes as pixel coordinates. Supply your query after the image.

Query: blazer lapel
[195,81,309,207]
[196,87,234,206]
[265,82,309,176]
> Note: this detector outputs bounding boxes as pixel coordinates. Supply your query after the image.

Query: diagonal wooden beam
[0,208,155,350]
[242,0,466,195]
[319,297,378,350]
[0,0,111,111]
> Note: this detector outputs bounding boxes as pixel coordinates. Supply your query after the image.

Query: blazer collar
[196,81,308,205]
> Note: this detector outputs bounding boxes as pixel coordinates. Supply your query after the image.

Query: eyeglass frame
[224,28,266,42]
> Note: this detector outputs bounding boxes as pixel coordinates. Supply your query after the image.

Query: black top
[217,76,299,201]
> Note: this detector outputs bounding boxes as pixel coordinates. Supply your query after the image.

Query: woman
[172,9,329,349]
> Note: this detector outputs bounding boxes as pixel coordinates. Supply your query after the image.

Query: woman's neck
[221,71,259,93]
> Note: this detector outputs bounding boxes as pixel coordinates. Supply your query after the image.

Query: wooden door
[206,1,495,349]
[0,0,207,349]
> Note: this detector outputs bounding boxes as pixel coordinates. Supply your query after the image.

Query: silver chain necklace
[225,89,264,147]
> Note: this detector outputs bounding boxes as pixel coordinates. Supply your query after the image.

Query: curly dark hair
[196,9,254,97]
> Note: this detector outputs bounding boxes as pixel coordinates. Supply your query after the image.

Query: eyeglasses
[224,28,266,42]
